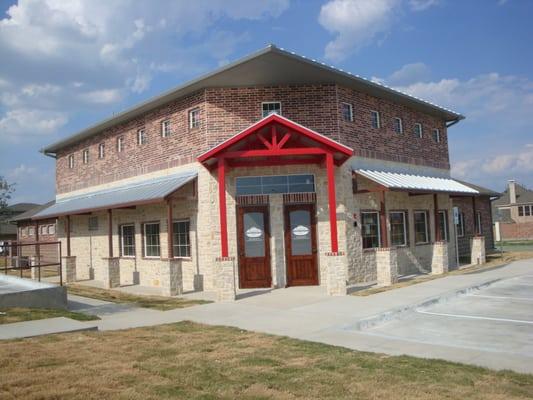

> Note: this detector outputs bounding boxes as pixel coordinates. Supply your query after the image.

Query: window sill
[120,256,136,260]
[142,256,161,260]
[173,256,192,261]
[415,242,431,246]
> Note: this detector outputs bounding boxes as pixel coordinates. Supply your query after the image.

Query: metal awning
[33,169,197,219]
[355,169,479,195]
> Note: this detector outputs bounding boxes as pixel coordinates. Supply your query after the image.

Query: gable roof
[454,179,500,197]
[493,182,533,206]
[9,201,56,222]
[42,45,464,156]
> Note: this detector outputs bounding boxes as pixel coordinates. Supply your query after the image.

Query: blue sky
[1,0,532,204]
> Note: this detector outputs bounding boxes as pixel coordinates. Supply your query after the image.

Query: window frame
[172,219,191,258]
[518,206,524,216]
[48,224,55,235]
[393,117,403,134]
[438,210,448,241]
[40,225,47,236]
[143,222,161,258]
[432,128,441,143]
[161,120,171,137]
[189,108,201,129]
[68,154,74,169]
[413,210,430,245]
[137,128,147,145]
[414,122,423,138]
[361,211,381,249]
[119,223,136,258]
[98,143,105,159]
[82,149,89,164]
[341,102,354,122]
[389,210,407,247]
[117,136,124,153]
[370,110,381,129]
[261,101,281,118]
[525,205,532,217]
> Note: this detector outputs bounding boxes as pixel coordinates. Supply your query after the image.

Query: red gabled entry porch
[198,114,353,288]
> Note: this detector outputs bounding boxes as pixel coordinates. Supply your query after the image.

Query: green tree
[0,176,15,212]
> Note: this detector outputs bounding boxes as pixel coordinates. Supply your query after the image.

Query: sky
[0,0,532,204]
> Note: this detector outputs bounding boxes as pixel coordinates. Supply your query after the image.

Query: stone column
[269,194,285,288]
[101,257,120,288]
[215,257,236,302]
[29,256,39,280]
[471,236,486,265]
[376,247,398,287]
[161,259,183,296]
[325,251,348,296]
[61,256,77,283]
[431,241,449,275]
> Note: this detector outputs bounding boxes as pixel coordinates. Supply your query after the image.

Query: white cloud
[78,89,123,104]
[0,109,68,142]
[319,0,399,62]
[408,0,439,11]
[7,164,38,180]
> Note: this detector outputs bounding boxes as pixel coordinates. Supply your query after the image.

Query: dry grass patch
[67,284,210,311]
[352,251,533,296]
[0,307,99,324]
[0,321,532,399]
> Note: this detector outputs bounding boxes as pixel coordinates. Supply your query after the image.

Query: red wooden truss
[197,114,353,257]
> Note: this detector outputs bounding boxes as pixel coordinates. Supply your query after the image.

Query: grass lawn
[67,284,211,311]
[0,322,532,399]
[0,307,99,324]
[353,250,533,296]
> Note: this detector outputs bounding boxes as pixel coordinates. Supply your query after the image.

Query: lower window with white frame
[120,224,135,257]
[173,220,191,258]
[361,211,380,249]
[143,222,160,257]
[389,211,407,246]
[414,211,429,244]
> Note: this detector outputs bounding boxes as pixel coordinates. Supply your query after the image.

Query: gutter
[446,116,464,128]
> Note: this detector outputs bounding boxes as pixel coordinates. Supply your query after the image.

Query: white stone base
[61,256,77,283]
[160,259,183,296]
[471,236,486,265]
[376,248,398,287]
[101,257,120,288]
[215,257,236,302]
[431,241,449,275]
[325,252,347,296]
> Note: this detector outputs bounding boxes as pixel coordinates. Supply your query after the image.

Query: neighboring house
[0,203,39,254]
[31,45,495,297]
[492,180,533,241]
[10,201,58,262]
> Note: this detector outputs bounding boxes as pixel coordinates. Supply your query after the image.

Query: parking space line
[467,294,533,301]
[417,310,533,325]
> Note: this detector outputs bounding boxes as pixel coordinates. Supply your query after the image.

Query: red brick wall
[499,222,533,240]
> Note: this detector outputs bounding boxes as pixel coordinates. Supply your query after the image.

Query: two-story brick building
[33,45,495,299]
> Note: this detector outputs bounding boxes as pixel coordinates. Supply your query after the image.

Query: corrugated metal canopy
[33,170,197,219]
[355,169,478,195]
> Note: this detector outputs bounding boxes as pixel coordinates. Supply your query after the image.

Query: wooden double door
[237,203,318,289]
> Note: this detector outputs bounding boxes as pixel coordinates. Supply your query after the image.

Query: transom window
[173,220,191,258]
[433,128,441,143]
[68,154,74,169]
[189,108,200,129]
[120,224,135,257]
[362,211,380,249]
[137,129,147,145]
[341,102,353,122]
[393,117,403,134]
[236,174,314,196]
[370,110,380,129]
[143,222,160,257]
[438,210,448,241]
[262,102,281,118]
[98,143,105,159]
[390,211,407,246]
[83,149,89,164]
[161,120,171,137]
[117,136,124,153]
[414,123,423,138]
[414,211,429,244]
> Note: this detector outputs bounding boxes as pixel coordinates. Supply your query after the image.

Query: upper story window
[393,117,403,134]
[40,225,47,235]
[28,226,35,236]
[161,120,171,137]
[370,110,380,129]
[189,108,200,129]
[82,149,89,164]
[414,210,429,244]
[98,143,105,159]
[262,102,281,118]
[117,136,124,153]
[137,129,147,145]
[341,102,353,122]
[48,224,56,235]
[432,128,441,143]
[68,154,74,169]
[413,123,423,138]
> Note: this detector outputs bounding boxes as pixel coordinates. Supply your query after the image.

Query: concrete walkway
[1,258,532,373]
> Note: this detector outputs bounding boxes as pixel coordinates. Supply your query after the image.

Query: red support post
[434,193,441,242]
[379,190,389,248]
[108,209,113,258]
[218,157,229,257]
[326,152,339,253]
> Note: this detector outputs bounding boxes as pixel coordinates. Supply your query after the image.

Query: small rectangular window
[393,117,403,134]
[525,206,531,217]
[88,216,98,231]
[120,224,135,257]
[117,136,124,153]
[28,226,35,236]
[98,143,105,159]
[390,211,407,246]
[361,211,380,249]
[68,154,74,169]
[414,211,429,244]
[476,211,482,234]
[189,108,200,129]
[173,220,191,258]
[438,210,448,241]
[370,110,380,129]
[518,206,524,216]
[48,224,55,235]
[143,222,160,257]
[457,212,465,237]
[261,102,281,118]
[341,102,353,122]
[433,129,441,143]
[414,123,423,138]
[83,149,89,164]
[40,225,47,235]
[137,129,147,145]
[161,120,171,137]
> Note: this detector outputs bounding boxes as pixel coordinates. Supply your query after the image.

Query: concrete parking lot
[364,274,533,363]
